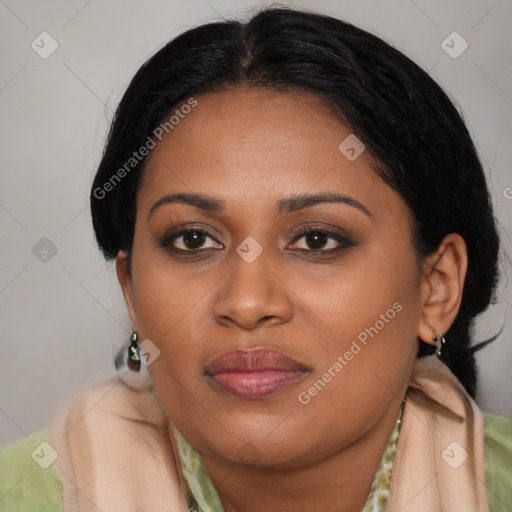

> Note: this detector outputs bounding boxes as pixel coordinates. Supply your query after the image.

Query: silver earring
[433,334,446,358]
[115,331,153,391]
[127,331,141,372]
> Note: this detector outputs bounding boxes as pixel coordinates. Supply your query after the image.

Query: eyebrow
[148,191,372,219]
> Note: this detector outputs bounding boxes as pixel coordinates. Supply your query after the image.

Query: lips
[205,348,310,400]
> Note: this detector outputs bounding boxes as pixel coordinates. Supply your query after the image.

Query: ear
[417,233,468,345]
[116,251,138,330]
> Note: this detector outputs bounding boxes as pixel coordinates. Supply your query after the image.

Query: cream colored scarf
[48,355,489,511]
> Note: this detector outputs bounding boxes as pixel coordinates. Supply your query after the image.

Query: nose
[212,251,294,331]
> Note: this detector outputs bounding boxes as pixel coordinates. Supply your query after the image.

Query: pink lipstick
[204,348,310,400]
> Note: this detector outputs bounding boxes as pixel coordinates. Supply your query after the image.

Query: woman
[1,6,510,512]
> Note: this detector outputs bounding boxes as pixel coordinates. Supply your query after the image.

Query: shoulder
[0,430,63,511]
[56,377,177,460]
[47,377,189,510]
[483,413,512,512]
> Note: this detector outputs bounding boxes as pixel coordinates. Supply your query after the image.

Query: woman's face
[119,88,428,466]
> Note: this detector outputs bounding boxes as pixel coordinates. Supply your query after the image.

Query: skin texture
[116,87,468,512]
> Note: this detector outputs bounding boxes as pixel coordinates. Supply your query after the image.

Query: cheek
[127,239,207,379]
[129,262,210,422]
[304,239,421,353]
[130,228,208,329]
[292,238,422,413]
[131,262,208,363]
[289,268,421,455]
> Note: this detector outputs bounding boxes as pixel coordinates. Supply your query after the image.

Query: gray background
[1,0,511,448]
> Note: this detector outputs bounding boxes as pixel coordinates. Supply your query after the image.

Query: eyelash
[161,226,355,256]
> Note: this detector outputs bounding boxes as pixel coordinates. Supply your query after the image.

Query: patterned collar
[171,397,406,512]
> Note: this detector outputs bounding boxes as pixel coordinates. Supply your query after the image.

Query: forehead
[138,87,403,221]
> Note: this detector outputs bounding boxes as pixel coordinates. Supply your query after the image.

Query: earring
[433,334,446,358]
[127,331,141,372]
[115,331,153,391]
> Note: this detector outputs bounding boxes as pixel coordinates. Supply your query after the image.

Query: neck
[199,399,403,512]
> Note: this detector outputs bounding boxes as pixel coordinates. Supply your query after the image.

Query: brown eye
[289,228,354,253]
[303,230,330,250]
[163,228,223,252]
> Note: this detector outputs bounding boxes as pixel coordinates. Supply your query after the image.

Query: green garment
[484,413,512,511]
[1,413,511,511]
[0,430,62,511]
